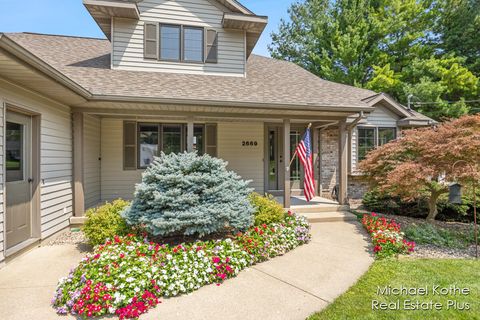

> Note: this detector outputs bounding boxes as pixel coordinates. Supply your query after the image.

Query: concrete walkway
[0,220,373,320]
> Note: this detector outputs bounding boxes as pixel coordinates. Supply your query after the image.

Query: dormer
[83,0,267,77]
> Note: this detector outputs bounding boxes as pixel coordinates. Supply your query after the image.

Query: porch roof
[1,33,378,112]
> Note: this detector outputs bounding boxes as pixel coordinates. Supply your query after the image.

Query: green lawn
[309,259,480,320]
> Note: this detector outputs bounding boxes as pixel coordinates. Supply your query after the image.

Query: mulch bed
[47,229,88,246]
[46,228,235,248]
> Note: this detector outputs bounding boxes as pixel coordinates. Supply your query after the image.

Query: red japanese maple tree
[359,114,480,221]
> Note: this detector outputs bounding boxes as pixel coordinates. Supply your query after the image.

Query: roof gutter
[0,33,93,99]
[88,94,376,113]
[347,111,367,130]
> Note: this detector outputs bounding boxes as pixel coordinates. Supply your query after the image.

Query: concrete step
[301,211,358,223]
[291,204,350,214]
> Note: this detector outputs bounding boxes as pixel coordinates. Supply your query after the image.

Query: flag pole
[288,123,312,168]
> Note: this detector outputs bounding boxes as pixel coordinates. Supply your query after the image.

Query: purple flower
[55,306,68,314]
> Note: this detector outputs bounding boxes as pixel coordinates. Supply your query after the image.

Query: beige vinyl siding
[0,102,4,262]
[0,79,73,247]
[100,119,265,202]
[217,122,264,192]
[112,0,246,76]
[351,105,400,170]
[84,115,101,209]
[101,118,141,201]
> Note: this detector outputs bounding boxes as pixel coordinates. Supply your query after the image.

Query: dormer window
[160,25,181,61]
[183,27,204,63]
[144,23,216,64]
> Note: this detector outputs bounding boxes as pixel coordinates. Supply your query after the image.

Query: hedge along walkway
[0,220,373,320]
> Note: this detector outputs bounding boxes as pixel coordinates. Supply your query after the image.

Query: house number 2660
[242,141,258,146]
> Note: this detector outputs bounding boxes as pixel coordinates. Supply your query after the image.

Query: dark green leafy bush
[249,193,286,225]
[83,199,131,246]
[362,189,474,222]
[404,223,475,248]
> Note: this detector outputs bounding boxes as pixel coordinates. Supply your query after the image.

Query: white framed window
[183,26,204,62]
[159,24,181,61]
[357,127,397,161]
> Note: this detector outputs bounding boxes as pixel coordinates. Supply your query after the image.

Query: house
[0,0,432,264]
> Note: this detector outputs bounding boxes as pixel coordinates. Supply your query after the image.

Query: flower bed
[361,213,415,259]
[52,212,311,319]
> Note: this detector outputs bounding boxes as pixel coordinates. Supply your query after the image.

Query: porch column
[283,119,291,209]
[73,112,85,217]
[187,117,194,152]
[338,120,348,205]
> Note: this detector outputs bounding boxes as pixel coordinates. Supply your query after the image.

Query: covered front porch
[71,102,370,217]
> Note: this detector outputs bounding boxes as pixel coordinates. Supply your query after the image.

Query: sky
[0,0,293,57]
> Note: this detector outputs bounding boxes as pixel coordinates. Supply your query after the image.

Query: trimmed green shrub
[83,199,131,246]
[122,152,255,237]
[249,193,286,225]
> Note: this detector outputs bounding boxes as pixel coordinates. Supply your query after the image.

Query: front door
[5,111,33,249]
[267,126,284,191]
[266,126,306,194]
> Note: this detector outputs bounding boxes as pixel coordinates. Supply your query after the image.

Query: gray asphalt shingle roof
[4,32,379,108]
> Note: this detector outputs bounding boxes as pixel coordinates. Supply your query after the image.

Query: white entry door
[5,111,33,249]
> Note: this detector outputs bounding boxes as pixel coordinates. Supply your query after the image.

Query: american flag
[295,127,316,201]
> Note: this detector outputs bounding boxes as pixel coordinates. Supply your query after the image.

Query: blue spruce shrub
[122,152,255,237]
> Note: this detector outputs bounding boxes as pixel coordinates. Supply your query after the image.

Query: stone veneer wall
[319,128,339,199]
[348,175,370,200]
[319,127,370,202]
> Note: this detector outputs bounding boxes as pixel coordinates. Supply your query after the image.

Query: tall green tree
[269,0,479,120]
[367,56,478,119]
[435,0,480,75]
[269,0,434,86]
